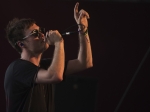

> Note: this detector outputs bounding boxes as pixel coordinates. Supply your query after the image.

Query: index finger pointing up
[74,2,79,17]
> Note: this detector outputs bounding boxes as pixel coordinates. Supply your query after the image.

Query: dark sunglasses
[23,27,45,39]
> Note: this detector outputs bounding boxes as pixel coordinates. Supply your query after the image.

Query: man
[4,2,93,112]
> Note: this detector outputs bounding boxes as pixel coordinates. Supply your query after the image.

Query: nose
[39,33,45,41]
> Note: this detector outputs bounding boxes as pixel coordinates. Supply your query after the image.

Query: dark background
[0,0,150,112]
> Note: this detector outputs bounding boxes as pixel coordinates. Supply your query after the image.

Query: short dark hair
[5,18,36,53]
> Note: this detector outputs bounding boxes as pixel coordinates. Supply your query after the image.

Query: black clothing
[4,58,67,112]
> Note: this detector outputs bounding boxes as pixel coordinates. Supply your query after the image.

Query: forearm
[63,2,92,76]
[48,40,65,80]
[78,31,93,68]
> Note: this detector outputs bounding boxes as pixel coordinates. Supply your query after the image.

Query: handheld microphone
[44,24,84,36]
[61,31,79,36]
[60,24,85,36]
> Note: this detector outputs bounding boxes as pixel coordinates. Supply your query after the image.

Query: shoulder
[16,59,38,71]
[5,59,39,87]
[5,59,38,77]
[8,58,37,68]
[5,59,22,72]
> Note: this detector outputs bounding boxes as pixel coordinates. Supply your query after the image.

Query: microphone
[44,24,84,36]
[60,24,83,36]
[61,32,71,36]
[61,31,79,36]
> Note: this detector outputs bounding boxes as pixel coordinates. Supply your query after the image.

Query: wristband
[82,28,88,36]
[78,28,88,36]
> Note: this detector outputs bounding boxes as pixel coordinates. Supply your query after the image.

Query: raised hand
[74,2,90,31]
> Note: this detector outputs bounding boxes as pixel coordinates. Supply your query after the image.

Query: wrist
[79,28,88,36]
[54,38,64,46]
[78,24,88,36]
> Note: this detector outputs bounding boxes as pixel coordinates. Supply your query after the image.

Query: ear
[16,41,24,48]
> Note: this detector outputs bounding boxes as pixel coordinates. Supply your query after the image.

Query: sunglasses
[23,27,45,40]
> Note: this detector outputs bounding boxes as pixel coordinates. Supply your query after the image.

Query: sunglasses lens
[32,30,39,37]
[30,28,45,38]
[40,27,45,34]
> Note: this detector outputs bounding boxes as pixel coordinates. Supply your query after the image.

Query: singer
[4,2,93,112]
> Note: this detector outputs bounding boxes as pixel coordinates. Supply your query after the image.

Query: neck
[21,52,42,66]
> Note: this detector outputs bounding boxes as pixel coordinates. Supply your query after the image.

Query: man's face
[23,24,49,54]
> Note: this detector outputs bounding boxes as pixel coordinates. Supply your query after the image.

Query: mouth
[41,36,46,43]
[43,36,46,42]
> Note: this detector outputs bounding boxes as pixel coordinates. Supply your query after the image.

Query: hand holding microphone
[46,30,63,45]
